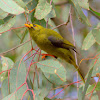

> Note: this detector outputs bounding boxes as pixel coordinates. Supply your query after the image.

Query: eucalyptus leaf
[82,30,96,50]
[37,59,67,85]
[0,0,25,15]
[0,16,16,34]
[34,0,52,20]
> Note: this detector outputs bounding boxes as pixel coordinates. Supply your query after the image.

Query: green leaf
[91,56,100,76]
[92,29,100,45]
[31,11,46,27]
[82,67,93,100]
[46,0,56,18]
[87,82,100,94]
[62,5,70,22]
[14,0,27,8]
[1,56,14,71]
[1,79,9,98]
[0,0,25,15]
[34,74,52,100]
[78,0,89,10]
[71,0,91,26]
[78,86,83,100]
[37,59,67,85]
[2,93,15,100]
[0,9,8,19]
[82,30,96,50]
[9,61,27,99]
[90,7,100,16]
[34,0,52,20]
[0,16,16,34]
[0,19,4,25]
[20,29,28,43]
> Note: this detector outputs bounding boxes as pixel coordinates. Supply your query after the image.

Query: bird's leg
[42,54,57,59]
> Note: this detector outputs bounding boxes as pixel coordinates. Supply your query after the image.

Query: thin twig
[0,26,25,34]
[70,5,79,89]
[0,39,31,56]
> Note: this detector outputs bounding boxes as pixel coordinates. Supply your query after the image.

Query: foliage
[0,0,100,100]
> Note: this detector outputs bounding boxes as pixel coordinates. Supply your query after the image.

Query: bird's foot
[42,54,57,59]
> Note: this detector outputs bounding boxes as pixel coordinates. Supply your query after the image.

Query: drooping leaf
[14,0,27,8]
[82,67,93,100]
[37,59,67,85]
[9,61,27,99]
[78,86,83,100]
[31,11,46,27]
[82,30,96,50]
[89,7,100,16]
[1,79,9,98]
[0,0,25,15]
[78,0,89,10]
[2,93,15,100]
[0,9,8,19]
[87,82,100,94]
[1,56,14,71]
[71,0,91,26]
[92,28,100,45]
[34,0,52,20]
[34,73,52,100]
[0,16,16,34]
[46,0,56,18]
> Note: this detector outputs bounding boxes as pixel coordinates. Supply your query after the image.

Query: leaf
[87,82,100,94]
[71,0,91,26]
[14,0,26,8]
[37,59,67,85]
[82,67,93,100]
[89,7,100,16]
[20,29,28,43]
[46,0,56,18]
[34,74,52,100]
[1,56,14,71]
[78,0,89,10]
[34,0,52,20]
[31,11,46,27]
[92,29,100,45]
[2,93,15,100]
[1,79,9,98]
[78,86,83,100]
[0,16,16,34]
[62,5,70,22]
[0,0,25,15]
[91,57,100,76]
[82,30,96,50]
[0,9,8,19]
[9,61,27,99]
[0,19,4,25]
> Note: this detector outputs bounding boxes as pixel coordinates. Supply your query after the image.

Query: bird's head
[24,24,43,31]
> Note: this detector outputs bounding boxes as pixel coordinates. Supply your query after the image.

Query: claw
[41,54,57,60]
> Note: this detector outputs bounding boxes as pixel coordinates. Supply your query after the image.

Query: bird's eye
[33,24,36,27]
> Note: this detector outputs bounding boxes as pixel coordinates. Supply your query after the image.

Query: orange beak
[24,24,30,28]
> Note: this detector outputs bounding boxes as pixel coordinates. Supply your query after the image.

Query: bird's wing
[48,36,77,53]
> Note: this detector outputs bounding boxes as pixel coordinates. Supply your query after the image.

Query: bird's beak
[24,24,31,28]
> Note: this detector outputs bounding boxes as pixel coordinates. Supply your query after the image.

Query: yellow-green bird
[25,24,85,83]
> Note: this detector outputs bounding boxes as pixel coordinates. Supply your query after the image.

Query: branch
[0,39,31,56]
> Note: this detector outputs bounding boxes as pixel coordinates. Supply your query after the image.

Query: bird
[25,23,85,83]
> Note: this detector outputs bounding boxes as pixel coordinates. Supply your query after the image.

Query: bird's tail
[74,64,85,83]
